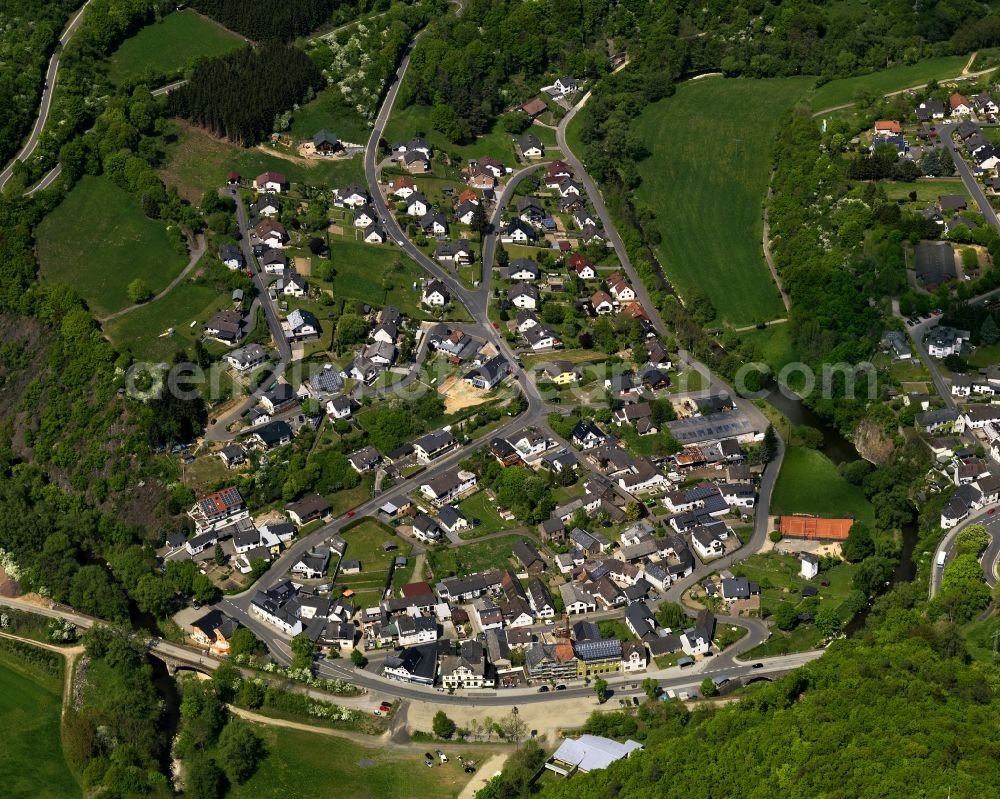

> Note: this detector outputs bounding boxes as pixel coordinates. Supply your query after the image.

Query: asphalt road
[0,0,95,192]
[939,123,1000,235]
[930,508,1000,597]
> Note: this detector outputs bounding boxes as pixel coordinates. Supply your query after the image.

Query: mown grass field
[735,323,797,372]
[106,9,243,85]
[36,176,189,316]
[805,56,971,110]
[103,276,229,362]
[228,724,477,799]
[882,178,969,204]
[0,653,79,799]
[771,446,875,526]
[633,77,806,326]
[158,121,365,202]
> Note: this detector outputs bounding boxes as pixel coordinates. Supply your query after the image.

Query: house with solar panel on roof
[187,487,247,532]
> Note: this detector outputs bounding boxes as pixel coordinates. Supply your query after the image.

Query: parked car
[537,685,549,693]
[751,663,764,669]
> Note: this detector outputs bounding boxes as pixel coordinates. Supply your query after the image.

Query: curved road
[0,0,95,193]
[930,509,1000,598]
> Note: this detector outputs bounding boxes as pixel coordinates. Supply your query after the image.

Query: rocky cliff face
[853,416,895,465]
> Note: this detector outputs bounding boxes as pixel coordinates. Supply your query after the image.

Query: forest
[186,0,354,41]
[168,46,326,144]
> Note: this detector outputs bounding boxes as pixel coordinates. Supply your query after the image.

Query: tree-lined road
[0,0,95,193]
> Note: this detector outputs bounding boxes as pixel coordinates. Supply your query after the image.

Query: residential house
[406,192,429,217]
[559,582,597,614]
[291,546,331,579]
[409,513,443,544]
[517,133,544,158]
[254,218,288,248]
[225,343,267,372]
[190,610,239,656]
[247,420,292,450]
[286,494,331,526]
[508,258,541,281]
[254,171,288,192]
[434,239,474,265]
[513,540,545,575]
[347,446,382,474]
[524,325,562,351]
[260,248,288,274]
[680,609,715,656]
[569,253,596,279]
[607,273,636,302]
[422,280,450,307]
[502,218,537,244]
[219,244,244,270]
[510,283,539,310]
[591,290,614,315]
[437,505,470,535]
[420,468,477,505]
[543,361,578,384]
[204,310,244,344]
[554,75,578,95]
[312,130,341,154]
[572,420,606,450]
[382,642,442,685]
[420,210,449,235]
[464,355,511,390]
[413,429,456,463]
[287,308,320,340]
[188,487,245,532]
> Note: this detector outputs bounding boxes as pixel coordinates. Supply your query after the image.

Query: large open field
[805,56,971,111]
[106,10,244,85]
[771,446,875,526]
[0,652,79,799]
[228,723,480,799]
[633,77,807,326]
[36,176,189,316]
[158,121,365,202]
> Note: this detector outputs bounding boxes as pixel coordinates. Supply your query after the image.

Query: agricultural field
[633,77,806,326]
[336,518,411,607]
[158,121,365,202]
[103,277,230,362]
[427,533,537,578]
[227,724,480,799]
[106,9,244,85]
[804,56,971,111]
[0,653,79,799]
[771,446,875,527]
[36,176,189,316]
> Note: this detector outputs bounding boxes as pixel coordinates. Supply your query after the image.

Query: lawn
[0,653,79,799]
[228,724,478,799]
[103,277,229,362]
[805,56,971,111]
[967,341,1000,368]
[457,490,512,537]
[771,446,875,526]
[106,9,243,85]
[632,77,806,326]
[964,614,1000,662]
[336,517,411,607]
[158,121,366,202]
[326,473,376,517]
[427,533,536,578]
[325,239,432,319]
[732,551,860,657]
[882,178,969,204]
[36,176,190,316]
[288,86,372,147]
